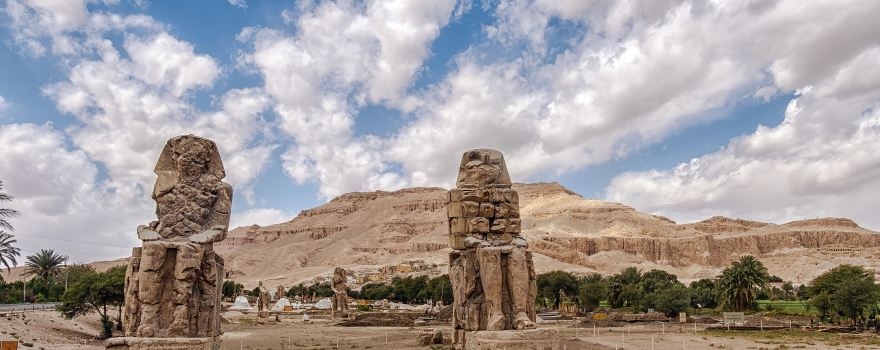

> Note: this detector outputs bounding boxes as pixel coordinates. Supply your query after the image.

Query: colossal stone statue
[447,149,537,346]
[256,281,271,319]
[121,135,231,342]
[331,267,349,318]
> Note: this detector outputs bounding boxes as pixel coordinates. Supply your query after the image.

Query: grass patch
[754,301,816,315]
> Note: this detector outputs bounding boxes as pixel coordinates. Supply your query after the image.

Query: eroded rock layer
[217,182,880,287]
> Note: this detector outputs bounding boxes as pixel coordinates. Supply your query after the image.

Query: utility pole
[63,255,69,291]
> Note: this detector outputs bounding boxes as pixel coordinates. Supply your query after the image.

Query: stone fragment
[463,201,480,217]
[479,203,494,217]
[461,188,488,202]
[506,218,521,233]
[448,201,465,217]
[490,219,507,234]
[502,189,518,204]
[469,217,490,233]
[450,218,468,234]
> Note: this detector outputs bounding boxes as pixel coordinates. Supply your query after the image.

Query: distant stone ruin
[115,135,231,348]
[256,281,271,320]
[331,267,350,318]
[447,149,537,346]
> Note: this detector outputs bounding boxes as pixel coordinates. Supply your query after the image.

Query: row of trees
[224,274,454,306]
[356,275,453,304]
[539,256,880,326]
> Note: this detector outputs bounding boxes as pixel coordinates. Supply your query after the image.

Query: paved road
[0,302,59,312]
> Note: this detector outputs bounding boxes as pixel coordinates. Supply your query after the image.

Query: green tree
[0,181,19,232]
[781,281,795,301]
[420,274,452,305]
[577,273,606,312]
[22,249,66,286]
[302,282,334,298]
[640,269,679,311]
[286,283,307,299]
[654,283,691,317]
[58,266,126,339]
[717,256,769,311]
[0,182,21,283]
[62,264,97,289]
[809,265,880,324]
[391,276,428,303]
[608,267,642,309]
[689,278,717,309]
[0,231,21,281]
[222,280,245,299]
[360,282,394,301]
[536,271,580,309]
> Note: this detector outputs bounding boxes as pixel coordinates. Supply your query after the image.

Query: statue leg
[171,243,202,336]
[136,242,167,337]
[478,247,505,330]
[507,247,536,329]
[331,294,339,318]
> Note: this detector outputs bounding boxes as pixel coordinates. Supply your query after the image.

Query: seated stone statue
[123,135,231,339]
[448,149,537,344]
[331,267,349,318]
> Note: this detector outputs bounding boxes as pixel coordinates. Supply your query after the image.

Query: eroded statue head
[456,149,512,187]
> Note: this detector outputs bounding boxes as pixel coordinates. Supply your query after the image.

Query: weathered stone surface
[121,135,231,340]
[448,149,537,347]
[455,149,512,188]
[105,337,217,350]
[416,329,446,346]
[331,267,349,318]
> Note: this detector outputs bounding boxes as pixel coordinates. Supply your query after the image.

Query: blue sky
[1,0,879,262]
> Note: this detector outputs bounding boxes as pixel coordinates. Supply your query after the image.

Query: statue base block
[105,337,217,350]
[458,329,607,350]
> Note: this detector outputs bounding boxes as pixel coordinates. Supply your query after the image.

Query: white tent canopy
[271,297,291,311]
[314,298,332,309]
[230,296,251,311]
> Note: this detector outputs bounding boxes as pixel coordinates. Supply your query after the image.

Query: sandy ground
[0,309,104,349]
[219,314,880,350]
[4,310,880,350]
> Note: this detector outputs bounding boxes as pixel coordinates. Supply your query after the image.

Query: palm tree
[0,181,19,232]
[608,267,643,308]
[0,231,21,281]
[22,249,66,285]
[717,255,770,311]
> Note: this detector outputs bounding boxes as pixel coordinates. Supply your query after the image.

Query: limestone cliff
[216,183,880,287]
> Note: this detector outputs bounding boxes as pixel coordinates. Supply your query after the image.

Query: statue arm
[192,182,233,244]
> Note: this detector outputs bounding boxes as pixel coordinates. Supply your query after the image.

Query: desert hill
[215,183,880,289]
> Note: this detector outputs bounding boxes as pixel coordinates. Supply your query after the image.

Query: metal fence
[0,302,60,313]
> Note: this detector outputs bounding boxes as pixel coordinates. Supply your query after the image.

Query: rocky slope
[216,183,880,288]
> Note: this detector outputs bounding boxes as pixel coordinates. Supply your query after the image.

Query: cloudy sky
[1,0,879,263]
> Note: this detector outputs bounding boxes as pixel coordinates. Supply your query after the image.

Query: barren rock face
[216,182,880,287]
[123,135,231,339]
[448,149,537,346]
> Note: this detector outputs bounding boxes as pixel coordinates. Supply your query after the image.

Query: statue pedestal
[106,337,217,350]
[457,329,571,350]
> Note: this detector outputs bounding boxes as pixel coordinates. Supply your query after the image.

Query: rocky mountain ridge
[215,182,880,288]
